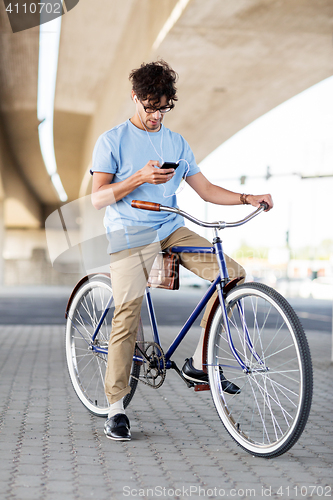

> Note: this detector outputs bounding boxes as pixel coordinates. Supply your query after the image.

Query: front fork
[213,232,264,373]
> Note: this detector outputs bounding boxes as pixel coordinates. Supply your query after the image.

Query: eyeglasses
[139,99,174,114]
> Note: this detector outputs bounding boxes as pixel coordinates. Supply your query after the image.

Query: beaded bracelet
[240,193,251,205]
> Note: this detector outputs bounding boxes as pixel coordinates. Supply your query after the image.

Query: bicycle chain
[132,341,166,389]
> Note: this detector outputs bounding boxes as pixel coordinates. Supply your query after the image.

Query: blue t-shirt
[91,119,200,253]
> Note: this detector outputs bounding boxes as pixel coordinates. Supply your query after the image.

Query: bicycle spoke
[66,276,142,416]
[208,282,312,457]
[267,378,300,400]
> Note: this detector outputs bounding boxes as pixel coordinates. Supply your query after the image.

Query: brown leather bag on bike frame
[147,251,180,290]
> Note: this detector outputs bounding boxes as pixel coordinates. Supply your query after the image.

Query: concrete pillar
[0,199,4,286]
[0,200,5,286]
[0,144,5,286]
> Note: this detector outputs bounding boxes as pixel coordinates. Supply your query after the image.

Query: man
[91,60,273,441]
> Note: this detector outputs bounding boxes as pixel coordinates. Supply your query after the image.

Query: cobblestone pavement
[0,324,332,500]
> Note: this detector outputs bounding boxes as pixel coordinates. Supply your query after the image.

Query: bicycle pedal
[194,384,210,392]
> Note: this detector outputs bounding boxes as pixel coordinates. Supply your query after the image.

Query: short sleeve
[91,133,118,175]
[181,138,200,177]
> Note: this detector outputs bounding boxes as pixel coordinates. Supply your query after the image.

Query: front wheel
[65,274,143,417]
[207,282,313,458]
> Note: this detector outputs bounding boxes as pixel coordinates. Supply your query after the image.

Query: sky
[177,76,333,256]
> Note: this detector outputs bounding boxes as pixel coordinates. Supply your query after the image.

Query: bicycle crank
[132,341,166,388]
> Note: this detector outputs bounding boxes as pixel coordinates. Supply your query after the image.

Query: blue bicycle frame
[90,234,251,373]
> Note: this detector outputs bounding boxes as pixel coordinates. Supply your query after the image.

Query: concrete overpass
[0,0,332,283]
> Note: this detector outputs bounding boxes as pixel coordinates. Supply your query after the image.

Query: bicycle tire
[65,274,142,417]
[207,282,313,458]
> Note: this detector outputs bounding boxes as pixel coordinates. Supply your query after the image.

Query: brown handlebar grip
[131,200,161,211]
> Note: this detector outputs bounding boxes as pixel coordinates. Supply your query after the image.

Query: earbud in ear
[134,96,138,103]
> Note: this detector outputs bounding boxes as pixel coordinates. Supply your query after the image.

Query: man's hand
[246,194,274,211]
[139,160,175,185]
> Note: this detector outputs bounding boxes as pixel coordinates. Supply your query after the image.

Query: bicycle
[65,201,313,458]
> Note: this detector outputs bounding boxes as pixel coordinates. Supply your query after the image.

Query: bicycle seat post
[212,228,229,286]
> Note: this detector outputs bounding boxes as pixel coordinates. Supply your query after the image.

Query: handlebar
[131,200,268,230]
[131,200,161,211]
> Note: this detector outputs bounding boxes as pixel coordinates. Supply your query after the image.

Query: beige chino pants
[105,226,245,404]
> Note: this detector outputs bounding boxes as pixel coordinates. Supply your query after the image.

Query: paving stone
[77,474,109,487]
[115,483,145,496]
[76,491,110,500]
[74,446,100,457]
[47,451,76,461]
[48,470,73,481]
[0,469,12,482]
[101,469,138,481]
[168,469,200,481]
[0,324,332,500]
[16,463,44,475]
[138,476,174,489]
[11,486,45,500]
[46,458,74,467]
[14,474,42,487]
[47,480,74,493]
[19,438,44,447]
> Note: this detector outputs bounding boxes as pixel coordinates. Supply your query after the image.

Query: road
[0,285,332,333]
[0,286,332,500]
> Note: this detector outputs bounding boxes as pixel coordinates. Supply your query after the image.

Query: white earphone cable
[136,99,164,163]
[161,158,190,199]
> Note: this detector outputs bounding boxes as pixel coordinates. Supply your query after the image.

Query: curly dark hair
[129,60,178,106]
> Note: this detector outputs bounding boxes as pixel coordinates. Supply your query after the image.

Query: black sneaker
[181,357,241,395]
[104,413,131,441]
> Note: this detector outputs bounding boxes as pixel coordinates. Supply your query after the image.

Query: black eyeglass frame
[139,99,174,114]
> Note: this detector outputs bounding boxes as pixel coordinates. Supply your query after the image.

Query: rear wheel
[207,282,313,458]
[65,274,142,417]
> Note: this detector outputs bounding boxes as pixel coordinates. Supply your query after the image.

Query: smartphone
[160,162,179,170]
